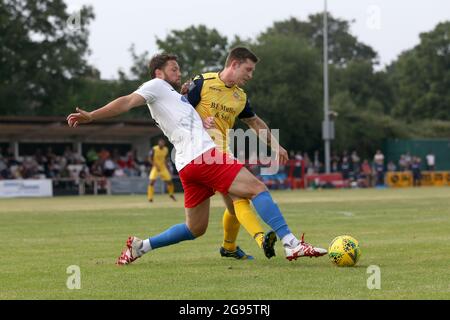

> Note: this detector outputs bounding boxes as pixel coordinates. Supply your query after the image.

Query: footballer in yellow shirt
[148,138,176,202]
[186,47,288,260]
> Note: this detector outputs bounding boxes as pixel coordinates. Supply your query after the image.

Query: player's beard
[168,80,181,92]
[163,72,181,92]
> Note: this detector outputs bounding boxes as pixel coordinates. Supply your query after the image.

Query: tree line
[1,0,449,158]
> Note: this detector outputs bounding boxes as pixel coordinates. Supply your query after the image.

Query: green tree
[330,61,394,115]
[0,0,96,116]
[331,91,412,158]
[245,35,323,153]
[388,21,450,121]
[259,15,377,66]
[127,25,229,82]
[156,25,228,80]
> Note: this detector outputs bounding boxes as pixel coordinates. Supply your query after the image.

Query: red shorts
[179,148,244,208]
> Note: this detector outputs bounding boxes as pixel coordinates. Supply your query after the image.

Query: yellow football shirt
[187,72,256,153]
[152,145,168,169]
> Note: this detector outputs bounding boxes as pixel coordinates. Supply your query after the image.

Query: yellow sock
[167,183,174,195]
[222,209,240,251]
[234,199,265,248]
[147,185,154,201]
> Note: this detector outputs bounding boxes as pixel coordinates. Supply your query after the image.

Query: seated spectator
[103,156,116,177]
[90,159,104,177]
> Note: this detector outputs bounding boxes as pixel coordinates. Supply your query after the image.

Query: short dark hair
[225,47,259,67]
[148,53,178,79]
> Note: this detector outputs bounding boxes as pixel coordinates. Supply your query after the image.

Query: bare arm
[241,115,289,165]
[67,93,146,127]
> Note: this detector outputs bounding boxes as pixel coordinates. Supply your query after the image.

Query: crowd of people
[0,146,150,181]
[248,149,437,189]
[0,145,437,190]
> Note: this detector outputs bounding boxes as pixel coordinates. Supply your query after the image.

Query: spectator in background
[404,152,412,170]
[47,156,61,178]
[86,147,99,167]
[21,156,39,179]
[374,150,384,166]
[90,159,104,177]
[5,147,18,167]
[303,152,314,174]
[289,150,295,159]
[67,157,85,180]
[0,151,10,179]
[351,150,361,178]
[360,159,373,188]
[341,156,351,182]
[426,152,435,171]
[103,156,116,177]
[373,150,385,186]
[331,159,339,173]
[99,148,110,162]
[330,152,340,173]
[124,150,139,176]
[411,157,422,186]
[387,160,397,172]
[398,155,408,171]
[313,150,321,173]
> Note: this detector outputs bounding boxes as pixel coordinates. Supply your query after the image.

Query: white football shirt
[134,78,216,171]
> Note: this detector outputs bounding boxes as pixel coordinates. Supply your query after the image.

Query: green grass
[1,187,449,299]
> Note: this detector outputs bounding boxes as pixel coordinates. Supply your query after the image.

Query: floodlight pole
[323,0,331,173]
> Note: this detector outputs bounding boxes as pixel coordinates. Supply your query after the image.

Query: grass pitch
[0,187,449,300]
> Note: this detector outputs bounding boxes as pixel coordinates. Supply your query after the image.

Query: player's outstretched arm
[67,93,146,127]
[241,115,289,165]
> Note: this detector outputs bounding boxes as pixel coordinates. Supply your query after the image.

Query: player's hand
[276,146,289,165]
[180,80,193,95]
[67,107,93,127]
[202,116,215,129]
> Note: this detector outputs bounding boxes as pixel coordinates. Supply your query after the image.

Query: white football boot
[285,234,328,261]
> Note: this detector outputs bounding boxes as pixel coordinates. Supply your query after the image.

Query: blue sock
[149,223,195,250]
[252,191,291,239]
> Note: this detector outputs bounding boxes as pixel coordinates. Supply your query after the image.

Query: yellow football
[328,235,361,267]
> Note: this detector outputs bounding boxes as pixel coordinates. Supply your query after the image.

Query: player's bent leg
[227,167,267,199]
[116,199,210,266]
[228,167,326,260]
[185,198,210,237]
[228,168,290,240]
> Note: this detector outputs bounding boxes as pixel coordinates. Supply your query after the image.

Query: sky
[65,0,450,79]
